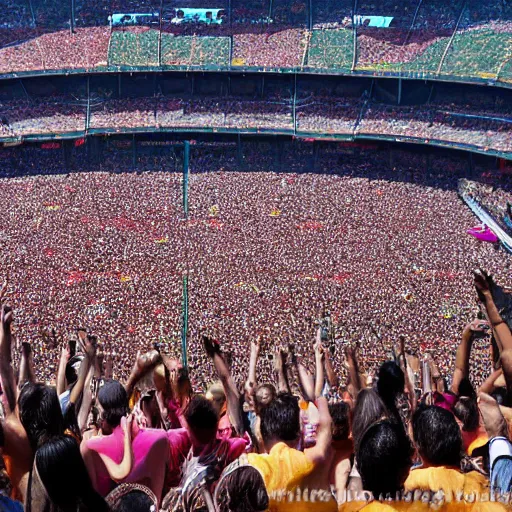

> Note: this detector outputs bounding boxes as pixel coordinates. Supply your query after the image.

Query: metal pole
[183,141,190,216]
[70,0,75,33]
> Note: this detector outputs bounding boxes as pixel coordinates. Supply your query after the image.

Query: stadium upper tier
[0,0,512,86]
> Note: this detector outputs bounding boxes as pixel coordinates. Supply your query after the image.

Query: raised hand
[467,318,490,333]
[202,334,220,358]
[82,334,98,360]
[473,269,492,301]
[314,340,325,362]
[250,336,261,355]
[1,304,13,331]
[133,350,160,377]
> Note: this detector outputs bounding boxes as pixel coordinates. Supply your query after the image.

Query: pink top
[166,428,192,487]
[87,421,169,496]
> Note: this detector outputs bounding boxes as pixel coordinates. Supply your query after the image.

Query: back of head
[184,395,219,445]
[107,484,158,512]
[328,401,350,441]
[259,393,300,447]
[34,435,109,512]
[457,378,476,399]
[215,465,269,512]
[18,383,64,452]
[377,361,405,406]
[453,396,479,432]
[412,405,462,467]
[97,379,129,429]
[352,389,387,450]
[254,384,276,410]
[357,419,413,498]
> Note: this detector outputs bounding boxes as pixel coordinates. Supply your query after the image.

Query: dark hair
[184,395,219,444]
[453,396,479,432]
[329,401,350,441]
[357,420,413,498]
[215,466,269,512]
[34,435,109,511]
[457,377,476,399]
[65,355,83,387]
[491,387,508,406]
[412,405,462,467]
[111,490,154,512]
[259,393,300,445]
[377,361,405,422]
[18,383,64,452]
[97,379,129,428]
[352,389,387,451]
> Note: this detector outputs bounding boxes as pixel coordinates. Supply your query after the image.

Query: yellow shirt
[404,467,489,500]
[339,502,507,512]
[248,442,337,512]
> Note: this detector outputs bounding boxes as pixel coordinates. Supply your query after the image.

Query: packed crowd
[0,142,509,387]
[0,143,512,510]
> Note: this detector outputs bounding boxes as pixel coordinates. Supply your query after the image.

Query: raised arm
[244,337,261,400]
[289,344,315,403]
[98,415,134,482]
[305,397,332,465]
[324,346,340,391]
[428,355,445,394]
[78,348,104,434]
[475,271,512,347]
[203,335,244,437]
[69,335,96,407]
[479,368,504,395]
[399,336,417,412]
[18,342,35,390]
[345,345,362,399]
[124,350,161,399]
[56,342,71,396]
[274,347,291,395]
[451,319,488,395]
[314,330,325,399]
[0,304,17,416]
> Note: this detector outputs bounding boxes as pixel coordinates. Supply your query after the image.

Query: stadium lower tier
[1,93,511,157]
[1,138,510,390]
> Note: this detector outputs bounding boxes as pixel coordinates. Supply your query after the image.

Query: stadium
[0,1,512,511]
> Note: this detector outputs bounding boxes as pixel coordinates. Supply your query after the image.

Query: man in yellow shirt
[247,393,337,512]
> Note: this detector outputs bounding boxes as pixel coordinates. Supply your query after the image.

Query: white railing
[461,193,512,253]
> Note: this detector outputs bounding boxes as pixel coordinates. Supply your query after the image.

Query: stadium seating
[0,0,509,84]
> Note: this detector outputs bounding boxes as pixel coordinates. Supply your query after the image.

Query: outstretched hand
[1,304,13,331]
[84,335,97,359]
[132,350,160,377]
[202,334,221,358]
[273,347,287,372]
[466,319,490,333]
[474,269,491,301]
